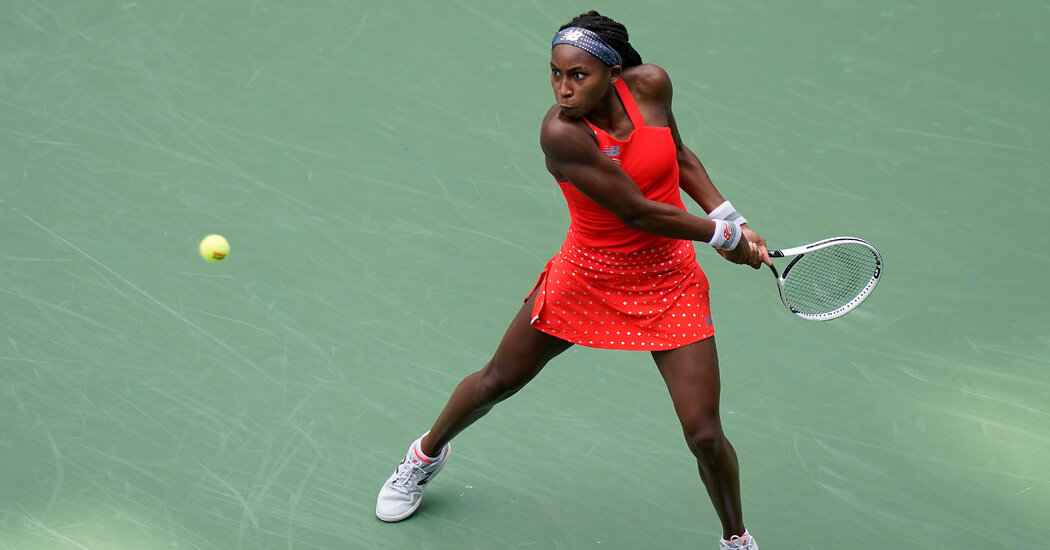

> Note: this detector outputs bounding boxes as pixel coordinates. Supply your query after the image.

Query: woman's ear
[609,65,622,84]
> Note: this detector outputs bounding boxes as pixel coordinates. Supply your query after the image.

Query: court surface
[2,1,1047,548]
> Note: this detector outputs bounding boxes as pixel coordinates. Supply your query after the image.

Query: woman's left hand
[717,224,770,269]
[740,225,770,266]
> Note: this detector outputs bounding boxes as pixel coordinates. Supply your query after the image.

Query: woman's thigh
[480,291,574,392]
[651,337,722,431]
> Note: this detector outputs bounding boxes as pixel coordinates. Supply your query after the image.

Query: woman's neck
[586,82,633,139]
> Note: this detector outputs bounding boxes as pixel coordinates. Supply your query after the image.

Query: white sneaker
[720,531,758,550]
[376,434,450,522]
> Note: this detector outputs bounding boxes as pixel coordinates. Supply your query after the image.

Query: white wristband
[708,200,747,226]
[707,219,742,251]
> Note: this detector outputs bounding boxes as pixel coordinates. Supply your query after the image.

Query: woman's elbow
[621,209,657,232]
[607,197,661,231]
[618,202,680,235]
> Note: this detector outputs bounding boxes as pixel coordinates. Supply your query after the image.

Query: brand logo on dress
[601,145,621,165]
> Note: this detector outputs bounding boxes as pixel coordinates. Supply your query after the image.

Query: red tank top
[555,78,685,253]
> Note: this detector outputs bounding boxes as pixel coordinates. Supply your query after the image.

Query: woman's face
[550,44,616,119]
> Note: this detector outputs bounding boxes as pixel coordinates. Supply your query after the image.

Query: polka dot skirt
[527,232,715,350]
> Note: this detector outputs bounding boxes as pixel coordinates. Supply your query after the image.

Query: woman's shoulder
[622,63,673,103]
[541,104,592,152]
[540,105,588,145]
[624,63,671,84]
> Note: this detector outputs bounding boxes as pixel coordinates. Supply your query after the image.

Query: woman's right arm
[540,107,760,267]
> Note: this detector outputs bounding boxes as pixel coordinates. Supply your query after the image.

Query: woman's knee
[683,419,726,455]
[473,360,532,404]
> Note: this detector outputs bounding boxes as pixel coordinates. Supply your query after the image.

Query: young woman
[376,11,767,550]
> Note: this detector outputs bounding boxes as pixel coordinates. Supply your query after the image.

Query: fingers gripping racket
[767,237,882,321]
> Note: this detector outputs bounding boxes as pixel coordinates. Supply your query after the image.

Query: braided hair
[559,11,642,67]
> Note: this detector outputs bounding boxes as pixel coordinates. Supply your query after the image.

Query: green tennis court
[2,1,1046,548]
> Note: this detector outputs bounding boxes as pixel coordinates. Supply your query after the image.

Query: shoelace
[390,458,428,492]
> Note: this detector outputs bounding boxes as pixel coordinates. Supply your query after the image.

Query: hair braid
[559,10,642,67]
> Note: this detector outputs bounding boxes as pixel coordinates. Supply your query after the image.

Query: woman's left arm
[669,113,726,213]
[664,83,770,264]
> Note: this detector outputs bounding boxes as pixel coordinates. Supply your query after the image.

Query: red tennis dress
[528,78,715,350]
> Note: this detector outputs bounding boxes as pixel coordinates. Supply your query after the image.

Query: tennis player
[377,11,768,550]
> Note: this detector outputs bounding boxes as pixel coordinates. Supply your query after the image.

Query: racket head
[769,237,882,321]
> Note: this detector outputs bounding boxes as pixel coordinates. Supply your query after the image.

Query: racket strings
[781,244,879,315]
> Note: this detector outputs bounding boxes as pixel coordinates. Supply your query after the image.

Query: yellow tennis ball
[199,234,229,262]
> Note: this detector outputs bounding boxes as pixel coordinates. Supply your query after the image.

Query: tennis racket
[767,237,882,321]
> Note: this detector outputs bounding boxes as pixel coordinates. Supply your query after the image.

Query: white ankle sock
[414,434,441,462]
